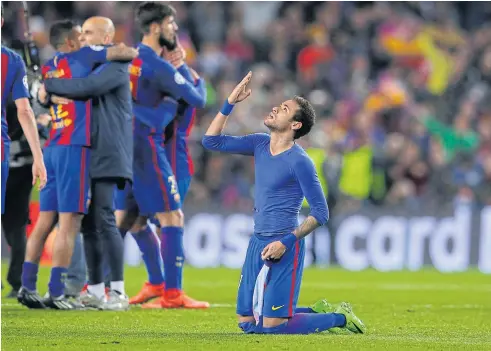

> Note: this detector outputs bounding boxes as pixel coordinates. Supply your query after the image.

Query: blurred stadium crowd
[2,1,491,216]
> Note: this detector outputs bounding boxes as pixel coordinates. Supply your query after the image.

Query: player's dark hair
[49,20,77,49]
[136,2,176,34]
[291,96,316,140]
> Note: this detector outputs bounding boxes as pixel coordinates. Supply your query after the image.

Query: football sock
[21,261,39,291]
[261,313,346,334]
[161,226,184,291]
[238,322,257,334]
[130,226,164,285]
[110,281,125,295]
[88,282,105,300]
[48,267,68,298]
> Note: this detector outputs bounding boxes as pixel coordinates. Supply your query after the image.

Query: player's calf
[48,212,83,298]
[21,211,57,294]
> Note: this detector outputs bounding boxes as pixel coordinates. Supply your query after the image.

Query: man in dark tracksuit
[43,17,133,310]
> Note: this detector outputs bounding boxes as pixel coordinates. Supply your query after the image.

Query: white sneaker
[79,291,106,310]
[104,290,129,311]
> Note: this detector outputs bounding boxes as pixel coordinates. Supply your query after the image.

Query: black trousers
[1,166,33,291]
[81,179,124,285]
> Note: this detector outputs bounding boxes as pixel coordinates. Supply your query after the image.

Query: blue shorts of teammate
[133,131,181,215]
[237,233,305,319]
[114,182,131,211]
[40,145,90,214]
[1,145,9,215]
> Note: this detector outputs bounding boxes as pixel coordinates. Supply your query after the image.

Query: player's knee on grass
[156,209,184,227]
[25,211,57,263]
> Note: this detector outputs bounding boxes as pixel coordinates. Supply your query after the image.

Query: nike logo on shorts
[271,305,284,311]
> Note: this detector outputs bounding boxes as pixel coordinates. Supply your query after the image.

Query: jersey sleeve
[12,55,30,100]
[150,58,206,108]
[292,155,329,225]
[77,45,109,66]
[202,133,268,156]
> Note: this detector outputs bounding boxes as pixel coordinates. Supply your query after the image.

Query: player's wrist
[221,99,235,116]
[280,233,297,250]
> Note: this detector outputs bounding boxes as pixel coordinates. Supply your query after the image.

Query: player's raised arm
[202,72,263,155]
[12,58,47,189]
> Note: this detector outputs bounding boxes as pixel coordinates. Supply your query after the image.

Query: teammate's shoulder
[1,46,23,63]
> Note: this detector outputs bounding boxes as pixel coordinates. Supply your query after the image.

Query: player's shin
[48,213,83,297]
[260,313,347,334]
[130,225,165,285]
[157,210,184,294]
[22,211,56,291]
[160,225,184,293]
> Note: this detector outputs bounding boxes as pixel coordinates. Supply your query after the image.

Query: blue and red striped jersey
[43,46,108,147]
[165,107,196,179]
[128,43,206,133]
[1,46,30,159]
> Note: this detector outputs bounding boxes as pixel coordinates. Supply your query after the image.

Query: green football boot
[310,299,336,313]
[335,302,367,334]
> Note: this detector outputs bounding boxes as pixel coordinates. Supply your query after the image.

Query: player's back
[129,44,179,132]
[43,49,98,147]
[1,46,29,149]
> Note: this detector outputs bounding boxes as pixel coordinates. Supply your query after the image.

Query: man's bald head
[79,16,115,46]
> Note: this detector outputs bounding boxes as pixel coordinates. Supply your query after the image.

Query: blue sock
[22,262,39,291]
[48,267,68,298]
[238,322,257,334]
[295,307,315,313]
[130,226,164,285]
[261,313,346,334]
[160,226,184,291]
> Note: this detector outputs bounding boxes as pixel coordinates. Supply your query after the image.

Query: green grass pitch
[1,264,490,350]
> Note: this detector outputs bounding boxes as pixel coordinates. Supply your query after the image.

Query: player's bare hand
[51,95,72,105]
[36,113,51,127]
[32,158,47,190]
[228,71,252,104]
[261,241,287,261]
[38,84,48,104]
[163,39,186,67]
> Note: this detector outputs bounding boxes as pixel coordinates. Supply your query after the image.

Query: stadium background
[1,1,491,273]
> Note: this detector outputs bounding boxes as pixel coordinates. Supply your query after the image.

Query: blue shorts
[133,132,181,215]
[236,233,305,319]
[114,183,132,211]
[40,145,90,214]
[1,155,9,215]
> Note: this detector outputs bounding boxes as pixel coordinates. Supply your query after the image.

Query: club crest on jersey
[174,72,185,85]
[90,45,105,51]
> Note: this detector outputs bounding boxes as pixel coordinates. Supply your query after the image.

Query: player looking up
[202,72,367,334]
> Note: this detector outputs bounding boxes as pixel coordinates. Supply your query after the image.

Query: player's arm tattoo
[293,215,320,240]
